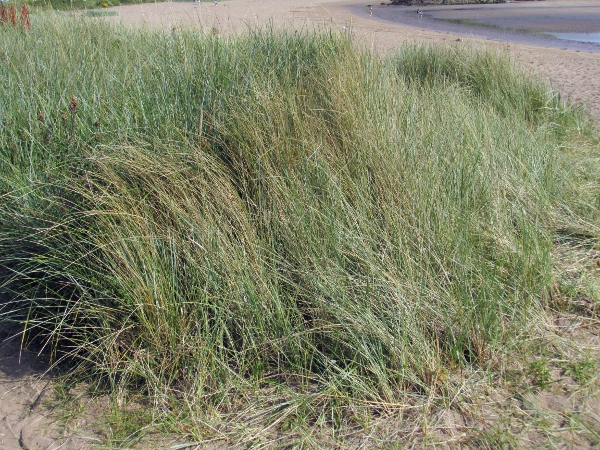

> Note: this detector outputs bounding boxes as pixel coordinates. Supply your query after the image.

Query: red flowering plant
[0,4,31,29]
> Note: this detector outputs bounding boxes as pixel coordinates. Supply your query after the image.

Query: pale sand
[104,0,600,127]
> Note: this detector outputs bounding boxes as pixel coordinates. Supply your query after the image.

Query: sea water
[550,32,600,45]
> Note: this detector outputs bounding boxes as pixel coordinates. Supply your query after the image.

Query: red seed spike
[21,5,30,30]
[9,5,16,27]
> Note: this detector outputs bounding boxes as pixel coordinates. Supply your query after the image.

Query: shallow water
[550,32,600,45]
[364,2,600,53]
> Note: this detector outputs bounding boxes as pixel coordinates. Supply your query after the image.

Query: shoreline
[362,3,600,53]
[328,0,600,127]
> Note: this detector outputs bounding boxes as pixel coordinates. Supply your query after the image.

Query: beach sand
[106,0,600,127]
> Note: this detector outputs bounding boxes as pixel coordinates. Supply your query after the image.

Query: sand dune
[1,3,598,448]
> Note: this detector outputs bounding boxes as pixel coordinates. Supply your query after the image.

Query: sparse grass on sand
[0,13,599,447]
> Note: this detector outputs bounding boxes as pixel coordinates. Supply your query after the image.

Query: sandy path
[0,327,98,450]
[107,0,600,127]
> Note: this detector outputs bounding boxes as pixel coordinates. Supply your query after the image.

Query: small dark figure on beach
[369,5,373,15]
[417,9,423,16]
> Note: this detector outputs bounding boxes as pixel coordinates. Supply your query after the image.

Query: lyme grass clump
[0,14,598,436]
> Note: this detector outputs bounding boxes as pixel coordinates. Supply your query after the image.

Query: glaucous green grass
[0,13,597,442]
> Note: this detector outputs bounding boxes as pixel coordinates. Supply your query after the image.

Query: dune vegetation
[0,13,598,446]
